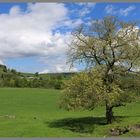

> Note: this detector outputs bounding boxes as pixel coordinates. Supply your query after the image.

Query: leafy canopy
[61,16,140,111]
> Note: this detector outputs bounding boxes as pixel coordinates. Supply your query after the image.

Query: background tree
[11,69,17,75]
[61,16,140,124]
[35,72,39,77]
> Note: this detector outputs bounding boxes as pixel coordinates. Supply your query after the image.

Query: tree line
[0,65,67,89]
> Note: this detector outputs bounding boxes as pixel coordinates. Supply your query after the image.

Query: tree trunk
[106,105,114,124]
[104,67,115,124]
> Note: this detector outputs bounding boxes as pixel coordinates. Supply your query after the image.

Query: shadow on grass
[47,116,126,134]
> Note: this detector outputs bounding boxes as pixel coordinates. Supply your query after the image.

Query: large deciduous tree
[60,16,140,124]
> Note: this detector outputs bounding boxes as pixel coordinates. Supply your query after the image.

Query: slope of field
[0,88,139,137]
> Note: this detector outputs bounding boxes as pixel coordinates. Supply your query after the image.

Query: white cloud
[62,18,83,28]
[40,64,78,73]
[55,64,77,73]
[9,6,21,15]
[39,69,49,74]
[79,8,90,17]
[105,5,136,16]
[75,2,96,17]
[0,59,4,65]
[86,3,96,8]
[76,2,96,8]
[0,3,79,73]
[105,5,115,14]
[120,6,136,16]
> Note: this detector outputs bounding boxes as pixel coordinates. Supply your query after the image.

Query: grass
[0,88,139,137]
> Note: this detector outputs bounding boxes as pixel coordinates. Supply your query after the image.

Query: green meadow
[0,88,139,137]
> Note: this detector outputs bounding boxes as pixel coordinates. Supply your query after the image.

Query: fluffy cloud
[120,6,136,16]
[105,5,135,16]
[105,5,114,14]
[75,2,96,17]
[0,3,81,73]
[76,2,96,7]
[0,59,4,65]
[40,64,78,73]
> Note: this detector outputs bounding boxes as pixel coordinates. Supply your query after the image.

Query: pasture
[0,88,139,137]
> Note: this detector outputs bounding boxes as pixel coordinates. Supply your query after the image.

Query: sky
[0,2,139,73]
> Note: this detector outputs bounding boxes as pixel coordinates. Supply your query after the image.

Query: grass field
[0,88,139,137]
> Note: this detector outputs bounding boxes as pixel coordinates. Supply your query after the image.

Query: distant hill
[0,64,76,89]
[0,64,76,78]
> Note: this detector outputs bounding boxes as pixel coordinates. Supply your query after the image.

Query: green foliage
[60,68,135,111]
[60,71,102,110]
[11,69,17,75]
[54,80,63,89]
[35,72,39,77]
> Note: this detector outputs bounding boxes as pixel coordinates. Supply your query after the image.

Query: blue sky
[0,2,139,73]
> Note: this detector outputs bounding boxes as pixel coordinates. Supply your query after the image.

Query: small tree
[11,69,17,74]
[61,16,140,124]
[35,72,39,77]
